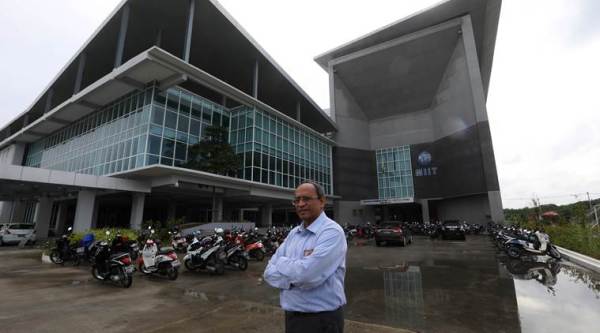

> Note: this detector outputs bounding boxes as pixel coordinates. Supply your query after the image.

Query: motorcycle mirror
[151,230,155,234]
[67,226,73,231]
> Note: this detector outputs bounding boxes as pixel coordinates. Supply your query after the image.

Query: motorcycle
[505,230,561,260]
[170,231,188,253]
[240,230,266,261]
[183,231,227,275]
[91,231,135,288]
[222,241,249,271]
[138,231,180,280]
[50,227,80,266]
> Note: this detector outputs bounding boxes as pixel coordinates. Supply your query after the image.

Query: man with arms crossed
[263,181,347,333]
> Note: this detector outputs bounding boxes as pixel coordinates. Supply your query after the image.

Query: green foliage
[67,228,139,245]
[184,125,242,176]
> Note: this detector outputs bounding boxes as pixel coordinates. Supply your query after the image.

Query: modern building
[0,0,503,240]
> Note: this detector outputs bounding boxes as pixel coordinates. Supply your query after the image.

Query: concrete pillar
[73,191,96,232]
[34,197,53,241]
[44,88,54,114]
[0,143,26,165]
[223,204,233,222]
[183,0,196,62]
[12,201,27,223]
[488,191,504,223]
[91,199,100,229]
[420,199,430,223]
[296,101,301,122]
[114,4,130,68]
[0,201,13,223]
[260,204,273,228]
[54,202,68,235]
[167,200,176,222]
[73,53,86,94]
[212,197,223,222]
[252,60,259,98]
[129,193,145,231]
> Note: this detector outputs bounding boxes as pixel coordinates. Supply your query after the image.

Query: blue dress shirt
[263,212,347,312]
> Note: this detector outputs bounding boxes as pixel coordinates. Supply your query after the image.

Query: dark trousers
[285,307,344,333]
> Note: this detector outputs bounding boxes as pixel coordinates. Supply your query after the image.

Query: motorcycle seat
[158,247,174,255]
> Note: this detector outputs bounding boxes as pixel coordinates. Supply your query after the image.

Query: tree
[185,125,242,222]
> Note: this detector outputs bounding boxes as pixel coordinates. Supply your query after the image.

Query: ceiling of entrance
[334,25,460,120]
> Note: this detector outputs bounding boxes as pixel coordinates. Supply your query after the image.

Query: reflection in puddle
[383,266,425,330]
[499,257,600,333]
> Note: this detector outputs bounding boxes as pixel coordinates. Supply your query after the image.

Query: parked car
[374,222,412,246]
[440,220,466,240]
[0,223,37,246]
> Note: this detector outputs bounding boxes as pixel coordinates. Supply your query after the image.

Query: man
[263,181,347,333]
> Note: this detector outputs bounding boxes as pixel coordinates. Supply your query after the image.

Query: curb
[556,246,600,274]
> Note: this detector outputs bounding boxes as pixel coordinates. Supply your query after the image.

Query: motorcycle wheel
[139,263,152,275]
[50,250,64,264]
[167,268,179,280]
[91,266,104,281]
[184,259,195,271]
[506,245,522,259]
[548,246,562,260]
[253,249,265,262]
[237,256,248,271]
[120,268,133,288]
[70,250,80,266]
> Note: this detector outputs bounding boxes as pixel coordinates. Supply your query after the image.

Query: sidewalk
[556,246,600,274]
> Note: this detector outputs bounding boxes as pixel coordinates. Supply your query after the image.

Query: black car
[374,222,412,246]
[440,220,466,240]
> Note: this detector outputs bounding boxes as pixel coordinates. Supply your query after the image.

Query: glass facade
[376,146,414,200]
[25,87,153,175]
[229,107,333,194]
[25,84,333,194]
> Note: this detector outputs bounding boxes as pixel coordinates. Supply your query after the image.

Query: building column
[54,202,68,235]
[73,53,86,94]
[73,191,97,232]
[183,0,196,62]
[212,197,223,222]
[114,3,130,68]
[420,199,430,223]
[488,191,504,223]
[34,197,53,241]
[260,204,273,228]
[296,101,301,122]
[252,59,259,98]
[167,200,177,222]
[12,200,27,223]
[129,193,145,231]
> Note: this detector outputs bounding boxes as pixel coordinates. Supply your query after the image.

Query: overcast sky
[0,0,599,209]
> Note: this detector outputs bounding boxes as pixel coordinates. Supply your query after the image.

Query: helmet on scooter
[214,228,224,235]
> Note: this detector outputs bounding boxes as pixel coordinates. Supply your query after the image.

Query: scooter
[183,232,226,275]
[170,231,188,253]
[91,231,135,288]
[222,241,249,271]
[138,230,180,280]
[50,227,80,266]
[505,230,561,260]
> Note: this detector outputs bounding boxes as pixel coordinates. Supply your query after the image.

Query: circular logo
[417,151,432,166]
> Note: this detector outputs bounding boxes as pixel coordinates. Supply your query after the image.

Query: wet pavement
[0,236,599,332]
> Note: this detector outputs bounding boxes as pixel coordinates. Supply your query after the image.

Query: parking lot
[0,236,521,333]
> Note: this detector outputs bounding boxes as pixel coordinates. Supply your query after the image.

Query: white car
[0,223,37,246]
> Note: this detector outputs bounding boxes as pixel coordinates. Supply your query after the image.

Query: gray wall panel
[333,147,378,201]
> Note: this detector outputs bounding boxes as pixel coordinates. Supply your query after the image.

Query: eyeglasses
[292,196,320,206]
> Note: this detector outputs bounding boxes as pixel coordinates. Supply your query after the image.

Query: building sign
[360,197,414,205]
[414,151,438,177]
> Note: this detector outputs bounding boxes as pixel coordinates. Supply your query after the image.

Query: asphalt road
[0,236,523,333]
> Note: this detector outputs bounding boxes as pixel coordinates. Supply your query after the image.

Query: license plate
[125,266,135,274]
[172,261,181,267]
[76,247,85,254]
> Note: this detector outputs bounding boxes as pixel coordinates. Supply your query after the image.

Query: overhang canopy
[315,0,501,99]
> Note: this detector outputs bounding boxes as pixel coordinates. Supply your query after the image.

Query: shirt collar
[297,211,327,234]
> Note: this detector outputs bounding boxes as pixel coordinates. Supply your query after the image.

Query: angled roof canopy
[1,0,335,145]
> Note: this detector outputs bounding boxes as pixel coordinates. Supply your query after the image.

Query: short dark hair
[301,180,325,199]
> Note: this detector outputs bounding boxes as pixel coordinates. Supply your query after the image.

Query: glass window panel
[147,155,159,165]
[151,107,164,125]
[190,119,200,136]
[166,91,179,112]
[177,115,189,132]
[213,112,222,126]
[191,101,202,119]
[175,142,186,160]
[202,105,212,123]
[165,111,177,129]
[148,135,161,155]
[161,138,175,158]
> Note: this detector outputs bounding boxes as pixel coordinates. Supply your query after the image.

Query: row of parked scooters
[490,224,562,260]
[48,226,291,288]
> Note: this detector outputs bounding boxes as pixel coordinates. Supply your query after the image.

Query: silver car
[0,223,37,246]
